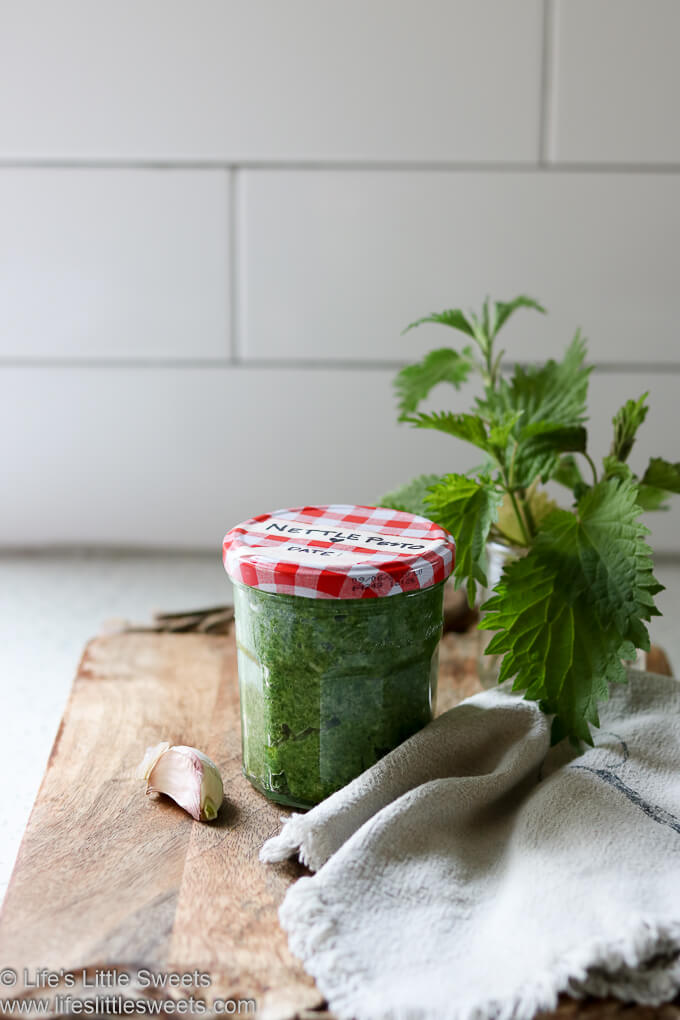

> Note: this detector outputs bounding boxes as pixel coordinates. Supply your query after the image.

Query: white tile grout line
[230,168,242,365]
[538,0,556,166]
[0,358,679,373]
[2,160,680,174]
[231,164,244,363]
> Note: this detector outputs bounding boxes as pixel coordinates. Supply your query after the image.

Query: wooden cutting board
[0,630,675,1020]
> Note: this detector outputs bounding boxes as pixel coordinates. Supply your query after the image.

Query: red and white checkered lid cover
[222,504,455,599]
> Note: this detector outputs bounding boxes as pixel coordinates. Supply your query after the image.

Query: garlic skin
[136,741,171,780]
[137,742,224,822]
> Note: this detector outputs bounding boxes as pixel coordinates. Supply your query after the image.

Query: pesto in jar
[223,505,455,809]
[233,581,444,808]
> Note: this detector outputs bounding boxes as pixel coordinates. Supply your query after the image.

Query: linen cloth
[261,670,680,1020]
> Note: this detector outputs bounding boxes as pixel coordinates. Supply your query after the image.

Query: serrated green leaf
[493,295,546,335]
[641,457,680,494]
[552,454,584,492]
[380,474,443,517]
[402,308,476,339]
[602,460,670,513]
[402,296,544,353]
[480,478,662,745]
[406,411,490,454]
[610,393,648,463]
[394,346,474,419]
[636,484,671,512]
[426,474,503,606]
[519,422,587,447]
[513,422,588,487]
[479,331,591,430]
[602,455,634,482]
[487,410,524,453]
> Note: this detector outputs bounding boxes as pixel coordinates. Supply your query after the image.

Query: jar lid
[222,504,455,599]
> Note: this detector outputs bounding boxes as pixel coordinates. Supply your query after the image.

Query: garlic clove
[136,741,171,781]
[138,743,224,822]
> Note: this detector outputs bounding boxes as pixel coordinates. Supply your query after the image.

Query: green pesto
[233,581,444,809]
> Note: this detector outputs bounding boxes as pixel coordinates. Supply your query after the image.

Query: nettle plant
[383,296,680,746]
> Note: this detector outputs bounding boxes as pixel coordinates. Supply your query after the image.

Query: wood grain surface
[0,629,676,1019]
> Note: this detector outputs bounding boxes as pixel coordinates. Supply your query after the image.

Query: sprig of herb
[383,297,678,746]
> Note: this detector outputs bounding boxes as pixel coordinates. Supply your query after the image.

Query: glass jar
[476,541,522,689]
[223,505,455,809]
[233,581,444,808]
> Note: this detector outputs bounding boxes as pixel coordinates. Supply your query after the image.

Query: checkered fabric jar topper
[223,504,456,599]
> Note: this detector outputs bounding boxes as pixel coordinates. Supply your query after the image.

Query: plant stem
[508,441,519,489]
[520,492,537,538]
[485,335,499,389]
[583,451,599,486]
[507,487,530,546]
[478,345,493,390]
[502,450,531,546]
[476,322,496,390]
[490,348,505,390]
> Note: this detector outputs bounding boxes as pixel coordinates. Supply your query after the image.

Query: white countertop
[1,550,679,904]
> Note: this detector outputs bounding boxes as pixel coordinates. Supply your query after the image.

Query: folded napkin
[261,670,680,1020]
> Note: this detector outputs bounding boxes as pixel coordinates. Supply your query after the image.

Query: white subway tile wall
[0,169,230,360]
[240,170,680,363]
[0,1,543,162]
[0,0,678,550]
[2,367,677,549]
[550,0,680,164]
[0,365,465,546]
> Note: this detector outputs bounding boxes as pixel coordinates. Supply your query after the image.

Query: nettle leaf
[493,295,546,336]
[406,411,490,454]
[513,422,587,487]
[481,478,662,746]
[641,457,680,495]
[602,455,634,482]
[636,485,671,512]
[426,474,503,606]
[600,457,671,511]
[572,480,662,629]
[552,454,584,492]
[481,331,591,429]
[487,410,524,454]
[394,346,474,420]
[610,393,649,463]
[402,309,476,339]
[403,296,544,349]
[380,474,443,517]
[519,421,587,448]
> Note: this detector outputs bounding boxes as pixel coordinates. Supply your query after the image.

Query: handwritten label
[246,516,440,555]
